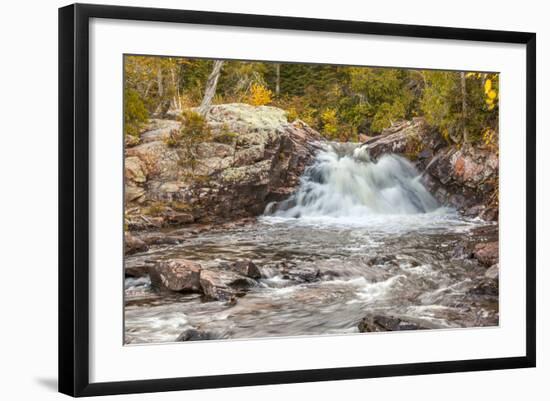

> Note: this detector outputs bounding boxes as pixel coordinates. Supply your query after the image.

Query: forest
[124,55,499,146]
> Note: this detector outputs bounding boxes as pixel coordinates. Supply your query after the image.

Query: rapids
[125,143,498,344]
[267,143,440,219]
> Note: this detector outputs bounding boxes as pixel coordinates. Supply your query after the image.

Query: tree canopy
[124,55,499,145]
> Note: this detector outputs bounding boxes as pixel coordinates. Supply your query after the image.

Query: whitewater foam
[266,143,443,222]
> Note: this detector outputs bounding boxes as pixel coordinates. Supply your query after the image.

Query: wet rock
[218,217,257,230]
[223,260,262,279]
[136,232,187,246]
[200,269,255,301]
[148,259,202,293]
[225,296,238,307]
[321,270,342,280]
[282,266,320,282]
[485,263,499,280]
[124,232,148,255]
[468,278,499,296]
[125,265,149,278]
[418,149,432,160]
[473,242,499,267]
[480,206,499,222]
[451,242,474,260]
[176,328,212,341]
[366,255,397,266]
[124,258,154,277]
[464,204,485,218]
[358,314,427,332]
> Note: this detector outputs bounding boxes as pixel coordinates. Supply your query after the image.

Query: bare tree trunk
[198,60,224,115]
[460,72,468,144]
[154,67,165,115]
[275,63,280,97]
[169,63,181,111]
[157,67,164,98]
[144,81,152,97]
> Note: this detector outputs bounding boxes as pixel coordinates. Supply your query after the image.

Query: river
[124,143,498,344]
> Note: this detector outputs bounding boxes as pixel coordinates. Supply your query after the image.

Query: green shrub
[124,88,149,137]
[165,110,212,171]
[213,131,238,145]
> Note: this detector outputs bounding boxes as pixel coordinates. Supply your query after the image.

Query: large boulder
[148,259,202,292]
[468,278,499,296]
[125,104,323,229]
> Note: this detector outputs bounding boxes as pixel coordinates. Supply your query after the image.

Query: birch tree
[198,60,225,115]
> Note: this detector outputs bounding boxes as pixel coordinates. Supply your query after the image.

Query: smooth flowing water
[125,144,498,344]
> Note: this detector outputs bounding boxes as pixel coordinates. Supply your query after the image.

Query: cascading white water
[266,143,441,219]
[126,143,497,344]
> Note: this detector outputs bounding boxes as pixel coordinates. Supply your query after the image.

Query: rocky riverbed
[124,104,499,344]
[125,214,498,343]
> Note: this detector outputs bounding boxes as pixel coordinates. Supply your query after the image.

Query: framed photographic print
[58,3,536,397]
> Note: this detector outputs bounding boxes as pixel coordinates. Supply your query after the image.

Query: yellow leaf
[484,79,492,93]
[488,90,497,99]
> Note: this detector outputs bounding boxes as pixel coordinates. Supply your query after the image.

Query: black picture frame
[59,3,536,397]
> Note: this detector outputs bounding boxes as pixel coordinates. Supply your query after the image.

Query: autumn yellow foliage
[484,78,498,111]
[321,108,339,139]
[248,83,273,106]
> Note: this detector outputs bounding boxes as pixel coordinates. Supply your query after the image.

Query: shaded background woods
[124,56,499,146]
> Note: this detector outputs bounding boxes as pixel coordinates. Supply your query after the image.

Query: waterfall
[266,143,441,219]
